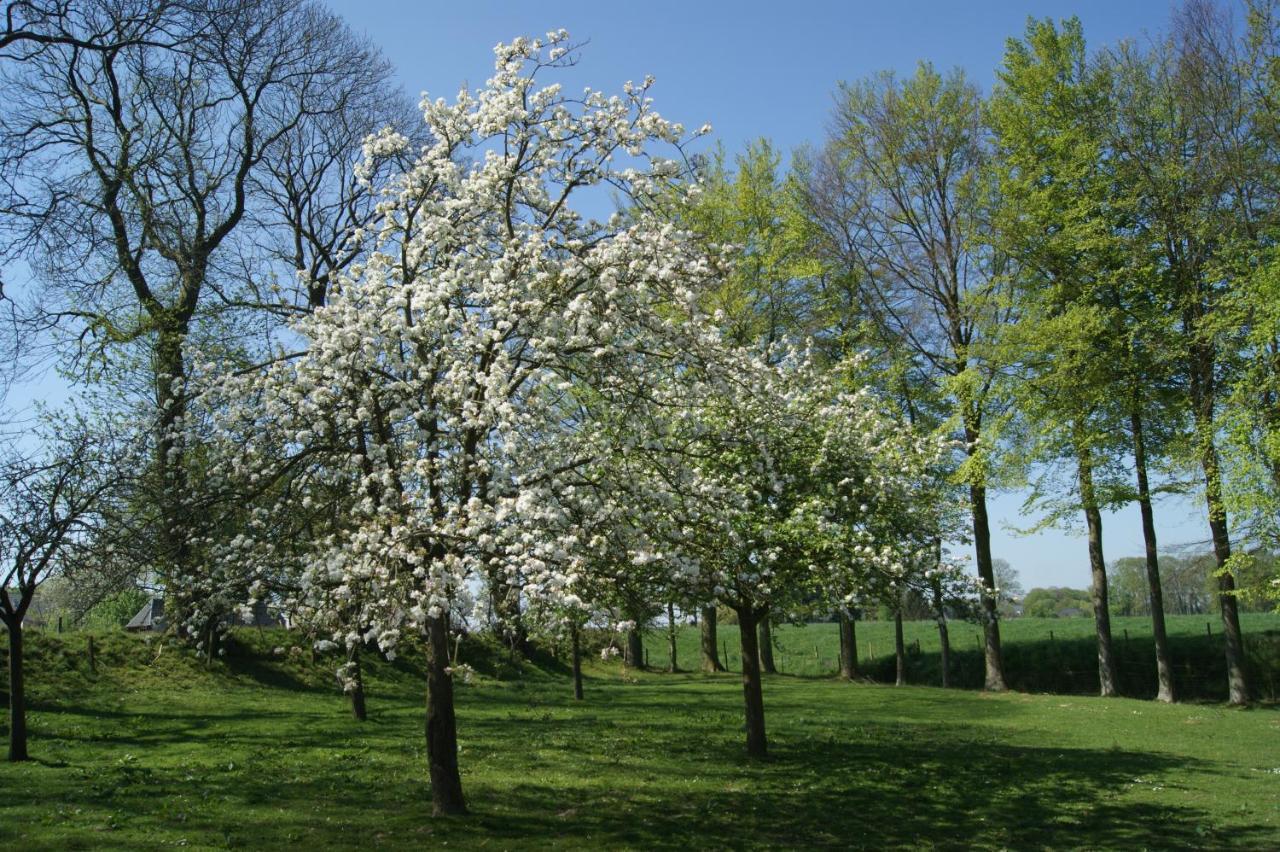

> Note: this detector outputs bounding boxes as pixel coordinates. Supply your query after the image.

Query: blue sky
[318,0,1209,590]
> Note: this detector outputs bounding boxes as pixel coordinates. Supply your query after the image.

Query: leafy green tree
[799,62,1013,691]
[1022,587,1094,619]
[990,16,1144,698]
[1105,4,1261,703]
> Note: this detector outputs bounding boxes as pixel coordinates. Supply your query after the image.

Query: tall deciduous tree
[990,17,1136,698]
[800,63,1013,690]
[0,0,409,632]
[1106,3,1258,703]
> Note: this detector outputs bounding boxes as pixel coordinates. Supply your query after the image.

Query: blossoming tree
[633,351,947,757]
[202,32,725,815]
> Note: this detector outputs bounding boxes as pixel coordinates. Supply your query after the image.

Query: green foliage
[1022,587,1095,619]
[679,138,817,355]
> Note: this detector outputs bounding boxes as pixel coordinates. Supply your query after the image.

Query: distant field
[644,613,1280,701]
[1,628,1278,850]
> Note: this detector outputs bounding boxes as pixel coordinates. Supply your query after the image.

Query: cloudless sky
[318,0,1213,591]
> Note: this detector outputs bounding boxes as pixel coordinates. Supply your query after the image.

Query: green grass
[649,613,1280,700]
[2,627,1279,850]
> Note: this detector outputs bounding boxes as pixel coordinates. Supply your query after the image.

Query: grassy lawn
[2,628,1279,849]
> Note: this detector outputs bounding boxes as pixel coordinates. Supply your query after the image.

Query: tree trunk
[894,609,906,687]
[6,619,28,762]
[1188,325,1250,704]
[624,628,644,669]
[969,482,1008,690]
[931,579,951,689]
[348,645,367,721]
[757,618,776,674]
[666,602,679,673]
[1078,447,1119,697]
[735,604,767,758]
[1205,478,1250,705]
[700,606,725,672]
[490,576,528,657]
[155,327,198,638]
[838,610,858,680]
[1132,407,1175,703]
[425,615,466,816]
[571,625,584,701]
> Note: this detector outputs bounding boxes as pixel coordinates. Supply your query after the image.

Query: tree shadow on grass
[460,731,1262,849]
[10,675,1277,850]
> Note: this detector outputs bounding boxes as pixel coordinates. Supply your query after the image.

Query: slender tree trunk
[666,602,679,673]
[758,618,776,674]
[700,606,725,672]
[348,645,367,721]
[1078,446,1119,697]
[6,619,28,762]
[838,610,858,680]
[425,615,466,816]
[490,576,528,657]
[571,624,584,700]
[931,579,951,689]
[969,482,1008,691]
[735,604,767,758]
[1188,326,1250,704]
[1205,475,1250,705]
[624,628,644,669]
[1131,407,1175,703]
[894,608,906,687]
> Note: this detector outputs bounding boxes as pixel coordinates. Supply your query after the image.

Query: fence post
[87,634,97,672]
[1206,622,1212,637]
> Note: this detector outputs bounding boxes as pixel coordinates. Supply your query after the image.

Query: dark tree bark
[1186,314,1250,705]
[666,602,679,673]
[1132,407,1175,703]
[930,578,951,689]
[624,628,644,669]
[838,610,858,680]
[1078,447,1119,697]
[571,625,584,700]
[425,615,466,816]
[5,619,28,762]
[734,604,767,758]
[757,618,776,674]
[700,606,725,672]
[894,609,907,687]
[970,482,1008,691]
[1205,478,1250,705]
[348,645,367,722]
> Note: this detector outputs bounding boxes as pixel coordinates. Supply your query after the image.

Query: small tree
[1,420,126,761]
[648,352,945,757]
